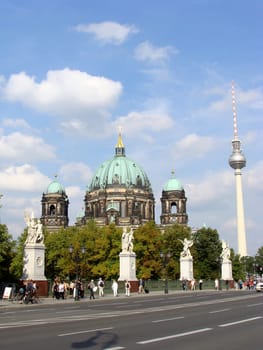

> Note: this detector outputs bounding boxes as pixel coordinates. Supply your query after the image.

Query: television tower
[228,82,247,257]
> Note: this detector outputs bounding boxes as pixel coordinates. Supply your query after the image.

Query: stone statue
[24,212,44,244]
[122,227,134,253]
[35,219,44,243]
[127,229,134,253]
[122,227,129,252]
[179,238,193,257]
[220,240,230,262]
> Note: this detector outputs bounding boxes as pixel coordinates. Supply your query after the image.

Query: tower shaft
[234,169,247,256]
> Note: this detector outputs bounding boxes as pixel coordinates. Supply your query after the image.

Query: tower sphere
[229,149,246,170]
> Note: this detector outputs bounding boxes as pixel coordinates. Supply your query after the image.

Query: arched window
[171,202,177,214]
[49,205,56,216]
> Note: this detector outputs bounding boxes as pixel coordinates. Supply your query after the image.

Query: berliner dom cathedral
[41,133,188,231]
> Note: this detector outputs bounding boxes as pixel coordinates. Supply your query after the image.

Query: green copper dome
[163,171,184,191]
[46,177,65,194]
[89,133,152,192]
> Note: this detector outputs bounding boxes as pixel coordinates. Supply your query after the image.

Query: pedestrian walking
[98,278,104,297]
[112,279,118,297]
[199,279,203,290]
[125,281,131,296]
[191,279,196,290]
[138,278,145,293]
[88,280,95,299]
[215,278,219,291]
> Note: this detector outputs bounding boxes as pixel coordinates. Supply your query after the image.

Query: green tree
[162,224,192,279]
[44,221,122,281]
[192,227,222,280]
[232,252,245,282]
[88,223,121,280]
[9,229,27,280]
[254,247,263,277]
[134,221,163,279]
[0,224,15,282]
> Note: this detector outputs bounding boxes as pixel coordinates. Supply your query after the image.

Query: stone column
[221,260,233,281]
[22,243,48,296]
[180,256,193,281]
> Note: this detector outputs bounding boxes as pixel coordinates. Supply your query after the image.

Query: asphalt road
[0,290,262,350]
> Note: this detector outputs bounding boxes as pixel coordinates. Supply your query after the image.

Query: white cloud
[173,134,218,160]
[74,21,138,45]
[59,118,111,138]
[66,186,83,199]
[113,107,174,139]
[0,132,56,162]
[60,162,93,184]
[238,88,263,109]
[186,170,233,207]
[134,41,178,64]
[2,69,122,120]
[245,160,263,191]
[205,85,263,114]
[2,118,31,130]
[0,164,50,192]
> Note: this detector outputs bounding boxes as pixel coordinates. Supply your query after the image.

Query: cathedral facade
[41,133,188,231]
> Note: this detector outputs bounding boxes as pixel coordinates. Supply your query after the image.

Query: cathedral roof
[163,171,184,191]
[88,133,153,193]
[46,176,65,194]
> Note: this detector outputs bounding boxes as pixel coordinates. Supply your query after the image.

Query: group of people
[52,277,86,300]
[87,279,131,298]
[181,278,204,291]
[50,276,153,300]
[16,280,39,304]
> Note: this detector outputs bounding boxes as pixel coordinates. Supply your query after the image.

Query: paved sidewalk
[0,289,189,308]
[1,288,243,308]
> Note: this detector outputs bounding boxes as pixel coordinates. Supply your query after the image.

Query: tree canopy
[2,220,263,284]
[0,224,16,282]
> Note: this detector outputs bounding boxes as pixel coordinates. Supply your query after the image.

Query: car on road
[255,281,263,292]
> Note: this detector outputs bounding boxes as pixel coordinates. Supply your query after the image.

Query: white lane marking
[219,316,262,327]
[133,298,163,303]
[137,328,212,344]
[104,347,125,350]
[58,327,114,337]
[246,303,263,307]
[152,316,184,323]
[209,308,230,314]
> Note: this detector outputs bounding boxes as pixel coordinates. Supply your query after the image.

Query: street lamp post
[68,245,86,300]
[160,252,171,294]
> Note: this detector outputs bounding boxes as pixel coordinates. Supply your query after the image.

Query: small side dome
[163,171,184,191]
[46,176,65,194]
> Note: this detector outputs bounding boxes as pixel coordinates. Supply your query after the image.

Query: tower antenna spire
[231,81,239,141]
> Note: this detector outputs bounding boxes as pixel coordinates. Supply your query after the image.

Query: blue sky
[0,0,262,256]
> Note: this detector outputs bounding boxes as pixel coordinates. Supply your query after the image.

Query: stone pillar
[221,260,233,281]
[22,243,48,296]
[119,252,137,282]
[180,256,193,281]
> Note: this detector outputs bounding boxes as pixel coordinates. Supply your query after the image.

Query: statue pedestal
[21,243,48,296]
[180,256,193,281]
[119,252,137,282]
[221,260,233,280]
[22,243,47,281]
